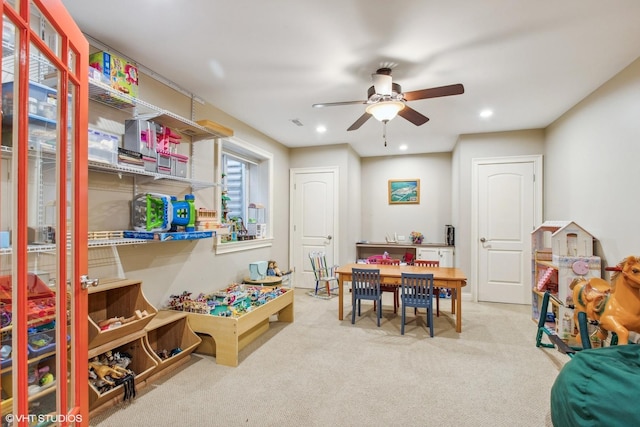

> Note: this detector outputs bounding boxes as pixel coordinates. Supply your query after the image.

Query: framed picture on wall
[388,179,420,204]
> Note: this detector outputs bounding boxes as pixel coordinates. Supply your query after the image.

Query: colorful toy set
[195,208,219,231]
[156,125,184,176]
[89,50,139,98]
[0,273,55,327]
[131,192,196,233]
[167,284,289,318]
[123,119,189,176]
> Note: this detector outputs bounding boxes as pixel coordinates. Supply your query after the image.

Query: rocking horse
[571,255,640,345]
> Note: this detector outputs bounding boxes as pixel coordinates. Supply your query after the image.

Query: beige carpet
[90,289,567,426]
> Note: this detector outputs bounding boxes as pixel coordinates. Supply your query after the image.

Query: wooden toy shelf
[145,310,201,371]
[186,288,294,367]
[89,335,157,410]
[88,278,158,349]
[87,279,201,414]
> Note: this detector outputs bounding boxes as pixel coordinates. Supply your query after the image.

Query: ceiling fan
[312,67,465,132]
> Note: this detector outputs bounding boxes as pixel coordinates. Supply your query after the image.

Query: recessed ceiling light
[399,144,408,151]
[479,109,493,118]
[316,125,327,133]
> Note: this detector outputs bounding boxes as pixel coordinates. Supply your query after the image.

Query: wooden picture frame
[388,179,420,204]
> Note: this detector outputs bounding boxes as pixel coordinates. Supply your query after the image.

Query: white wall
[361,153,452,245]
[545,56,640,268]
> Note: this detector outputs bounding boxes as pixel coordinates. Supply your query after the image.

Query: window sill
[214,238,273,254]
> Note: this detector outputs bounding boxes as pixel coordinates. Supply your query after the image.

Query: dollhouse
[531,221,601,340]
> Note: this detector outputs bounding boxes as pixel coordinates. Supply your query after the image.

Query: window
[222,154,247,221]
[216,137,273,253]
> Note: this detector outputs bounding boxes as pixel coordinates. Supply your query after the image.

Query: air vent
[290,119,304,127]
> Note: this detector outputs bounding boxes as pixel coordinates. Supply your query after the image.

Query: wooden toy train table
[186,288,294,366]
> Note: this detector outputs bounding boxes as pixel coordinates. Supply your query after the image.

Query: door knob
[326,235,332,240]
[80,275,99,290]
[480,237,487,242]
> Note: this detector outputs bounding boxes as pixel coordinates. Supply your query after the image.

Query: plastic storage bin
[2,81,58,149]
[88,129,119,165]
[27,329,69,358]
[0,335,23,369]
[2,81,57,121]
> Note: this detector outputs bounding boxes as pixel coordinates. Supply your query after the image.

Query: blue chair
[400,273,434,337]
[351,268,382,327]
[413,259,442,316]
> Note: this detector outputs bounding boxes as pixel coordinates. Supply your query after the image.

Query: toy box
[171,153,189,177]
[249,261,268,280]
[0,273,55,329]
[89,51,139,98]
[124,119,157,158]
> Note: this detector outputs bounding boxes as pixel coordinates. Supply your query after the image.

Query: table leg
[455,282,462,333]
[451,288,456,315]
[338,275,344,320]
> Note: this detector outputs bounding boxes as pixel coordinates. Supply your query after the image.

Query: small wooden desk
[335,263,467,332]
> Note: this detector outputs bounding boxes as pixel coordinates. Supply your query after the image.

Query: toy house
[531,221,600,340]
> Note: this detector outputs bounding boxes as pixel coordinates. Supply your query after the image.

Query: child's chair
[414,259,443,316]
[378,258,401,313]
[400,272,435,337]
[309,252,339,296]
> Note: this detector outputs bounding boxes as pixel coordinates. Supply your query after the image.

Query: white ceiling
[61,0,640,158]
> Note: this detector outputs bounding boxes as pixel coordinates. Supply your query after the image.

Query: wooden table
[335,263,467,332]
[243,276,283,286]
[186,289,294,366]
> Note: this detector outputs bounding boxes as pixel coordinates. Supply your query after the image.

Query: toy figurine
[267,260,282,276]
[571,255,640,345]
[89,360,129,386]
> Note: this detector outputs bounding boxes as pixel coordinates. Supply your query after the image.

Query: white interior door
[473,156,542,304]
[290,167,338,289]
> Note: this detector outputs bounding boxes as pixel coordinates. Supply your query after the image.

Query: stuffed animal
[267,260,282,276]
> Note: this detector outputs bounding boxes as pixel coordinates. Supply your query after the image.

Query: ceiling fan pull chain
[383,120,387,147]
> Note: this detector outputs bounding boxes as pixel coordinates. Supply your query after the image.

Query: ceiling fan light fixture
[366,100,405,122]
[372,73,392,96]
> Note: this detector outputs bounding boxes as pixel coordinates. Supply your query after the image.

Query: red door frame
[1,1,88,425]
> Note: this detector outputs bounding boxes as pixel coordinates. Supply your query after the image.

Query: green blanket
[551,345,640,426]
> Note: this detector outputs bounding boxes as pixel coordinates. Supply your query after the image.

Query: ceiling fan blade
[403,83,465,102]
[398,105,430,126]
[312,100,367,108]
[347,112,372,131]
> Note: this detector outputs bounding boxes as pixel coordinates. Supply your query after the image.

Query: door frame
[470,155,543,302]
[289,166,339,287]
[2,1,89,422]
